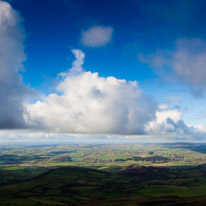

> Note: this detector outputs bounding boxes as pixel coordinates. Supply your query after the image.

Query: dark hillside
[0,166,206,205]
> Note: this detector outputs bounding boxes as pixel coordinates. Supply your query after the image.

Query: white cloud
[24,49,206,140]
[139,38,206,96]
[81,26,113,47]
[25,49,157,135]
[145,105,206,140]
[146,106,183,135]
[0,0,29,129]
[1,2,206,142]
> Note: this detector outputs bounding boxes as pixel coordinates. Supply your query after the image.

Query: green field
[0,143,206,205]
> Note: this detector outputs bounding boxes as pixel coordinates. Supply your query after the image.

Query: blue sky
[1,0,206,142]
[9,0,203,85]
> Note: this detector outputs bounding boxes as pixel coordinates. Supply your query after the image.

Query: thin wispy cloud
[139,38,206,97]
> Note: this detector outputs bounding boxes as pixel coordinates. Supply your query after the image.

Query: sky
[1,0,206,143]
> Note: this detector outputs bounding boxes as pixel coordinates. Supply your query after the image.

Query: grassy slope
[0,167,49,186]
[0,166,206,205]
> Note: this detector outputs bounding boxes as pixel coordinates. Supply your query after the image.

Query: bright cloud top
[146,105,206,141]
[25,49,157,134]
[0,0,28,129]
[81,26,113,47]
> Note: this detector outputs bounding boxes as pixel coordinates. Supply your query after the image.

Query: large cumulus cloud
[1,0,206,141]
[0,1,29,129]
[25,49,157,134]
